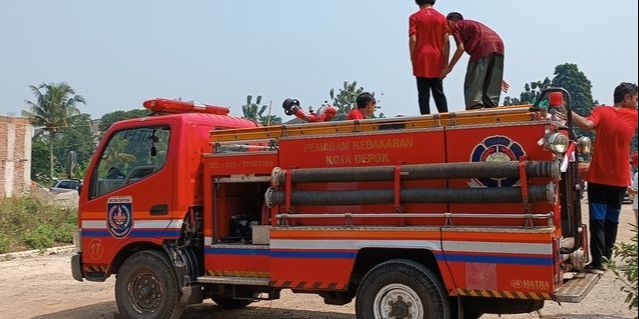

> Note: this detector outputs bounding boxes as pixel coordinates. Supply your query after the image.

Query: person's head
[613,82,638,109]
[446,12,464,29]
[356,92,376,116]
[415,0,435,7]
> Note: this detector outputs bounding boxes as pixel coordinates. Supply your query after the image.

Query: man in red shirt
[347,93,376,120]
[409,0,450,115]
[569,82,638,274]
[443,12,506,110]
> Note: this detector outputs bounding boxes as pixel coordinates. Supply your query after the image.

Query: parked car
[50,179,82,194]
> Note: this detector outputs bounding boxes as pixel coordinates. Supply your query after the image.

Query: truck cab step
[196,276,271,286]
[553,272,600,303]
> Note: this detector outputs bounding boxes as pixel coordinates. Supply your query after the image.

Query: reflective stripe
[442,241,552,255]
[271,239,550,255]
[82,219,183,230]
[271,239,441,251]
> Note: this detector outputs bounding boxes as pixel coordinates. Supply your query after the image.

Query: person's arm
[409,16,417,63]
[570,111,596,131]
[409,35,417,62]
[442,41,463,77]
[443,32,450,68]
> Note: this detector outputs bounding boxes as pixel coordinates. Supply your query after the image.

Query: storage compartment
[212,181,271,244]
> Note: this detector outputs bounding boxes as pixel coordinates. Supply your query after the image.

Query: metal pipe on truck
[271,161,559,186]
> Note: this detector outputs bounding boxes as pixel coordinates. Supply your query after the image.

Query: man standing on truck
[409,0,449,115]
[442,12,507,110]
[347,92,376,120]
[566,82,638,274]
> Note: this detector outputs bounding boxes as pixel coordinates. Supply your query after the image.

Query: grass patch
[0,196,77,254]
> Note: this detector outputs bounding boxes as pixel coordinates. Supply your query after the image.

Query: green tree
[329,81,384,120]
[551,63,598,139]
[504,77,552,105]
[99,109,151,134]
[54,114,95,179]
[242,95,282,126]
[23,82,86,179]
[504,64,597,139]
[30,137,50,184]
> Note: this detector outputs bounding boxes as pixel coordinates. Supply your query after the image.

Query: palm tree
[23,82,86,179]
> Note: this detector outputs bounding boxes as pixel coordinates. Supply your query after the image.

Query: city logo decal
[468,135,526,188]
[107,197,133,238]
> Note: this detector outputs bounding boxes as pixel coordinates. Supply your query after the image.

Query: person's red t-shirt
[451,20,504,62]
[409,8,448,78]
[347,109,365,120]
[587,106,638,187]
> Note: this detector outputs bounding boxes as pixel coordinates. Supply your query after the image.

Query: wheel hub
[388,296,411,318]
[129,273,163,312]
[373,284,423,319]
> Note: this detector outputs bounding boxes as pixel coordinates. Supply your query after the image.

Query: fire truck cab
[72,92,599,319]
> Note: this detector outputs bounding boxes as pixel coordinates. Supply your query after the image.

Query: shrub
[609,224,638,313]
[23,224,56,250]
[0,233,10,254]
[0,196,77,253]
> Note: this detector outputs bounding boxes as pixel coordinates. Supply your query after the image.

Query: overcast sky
[1,0,637,120]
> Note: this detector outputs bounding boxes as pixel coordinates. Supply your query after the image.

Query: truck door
[80,125,176,266]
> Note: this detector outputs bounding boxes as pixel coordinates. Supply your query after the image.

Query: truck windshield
[91,126,170,198]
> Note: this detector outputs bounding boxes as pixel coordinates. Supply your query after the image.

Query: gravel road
[1,204,636,319]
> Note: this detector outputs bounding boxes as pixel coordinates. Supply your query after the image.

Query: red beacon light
[143,98,230,116]
[548,92,564,108]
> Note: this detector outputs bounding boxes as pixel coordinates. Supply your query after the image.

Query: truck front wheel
[356,259,450,319]
[115,250,185,319]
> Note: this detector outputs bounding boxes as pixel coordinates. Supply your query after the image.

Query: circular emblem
[470,136,526,188]
[108,201,133,238]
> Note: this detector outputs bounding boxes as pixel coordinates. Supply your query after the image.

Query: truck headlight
[545,133,569,154]
[73,229,83,253]
[577,136,592,155]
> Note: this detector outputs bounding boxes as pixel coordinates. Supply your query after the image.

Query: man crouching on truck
[347,92,377,120]
[565,82,638,274]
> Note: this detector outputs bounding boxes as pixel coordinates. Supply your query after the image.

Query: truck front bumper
[71,254,83,282]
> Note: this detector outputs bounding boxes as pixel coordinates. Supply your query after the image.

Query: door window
[91,126,170,198]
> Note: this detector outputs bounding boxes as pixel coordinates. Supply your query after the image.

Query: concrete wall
[0,116,32,198]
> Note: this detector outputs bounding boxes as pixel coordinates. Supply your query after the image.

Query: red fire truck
[72,89,599,319]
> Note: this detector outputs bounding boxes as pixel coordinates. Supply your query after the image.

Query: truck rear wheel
[115,250,184,319]
[356,259,450,319]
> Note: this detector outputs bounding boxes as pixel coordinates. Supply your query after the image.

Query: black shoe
[585,265,605,275]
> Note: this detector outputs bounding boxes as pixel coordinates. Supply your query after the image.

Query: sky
[1,0,637,120]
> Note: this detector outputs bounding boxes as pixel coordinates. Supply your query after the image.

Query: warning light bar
[143,98,230,116]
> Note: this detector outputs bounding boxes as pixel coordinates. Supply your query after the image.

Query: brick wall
[0,116,32,197]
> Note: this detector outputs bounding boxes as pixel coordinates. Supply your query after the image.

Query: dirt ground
[0,204,636,319]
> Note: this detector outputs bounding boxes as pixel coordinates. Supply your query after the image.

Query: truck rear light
[73,229,83,253]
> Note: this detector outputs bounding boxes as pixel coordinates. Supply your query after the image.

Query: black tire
[212,297,254,309]
[356,259,450,319]
[115,250,184,319]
